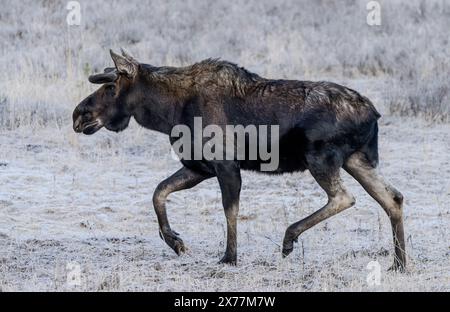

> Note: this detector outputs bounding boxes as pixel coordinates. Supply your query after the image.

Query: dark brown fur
[72,50,406,270]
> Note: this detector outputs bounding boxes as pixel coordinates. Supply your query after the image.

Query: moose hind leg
[344,152,406,271]
[153,166,212,255]
[283,153,355,257]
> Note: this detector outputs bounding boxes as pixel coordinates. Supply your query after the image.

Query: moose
[73,49,406,270]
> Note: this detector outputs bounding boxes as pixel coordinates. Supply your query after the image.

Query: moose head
[72,49,140,135]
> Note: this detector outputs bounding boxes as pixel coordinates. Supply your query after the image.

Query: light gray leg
[344,152,406,271]
[283,165,355,257]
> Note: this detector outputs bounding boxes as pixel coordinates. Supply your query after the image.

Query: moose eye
[106,85,115,91]
[105,84,116,96]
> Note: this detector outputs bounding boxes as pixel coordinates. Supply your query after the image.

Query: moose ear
[110,49,138,78]
[121,48,137,63]
[103,67,116,73]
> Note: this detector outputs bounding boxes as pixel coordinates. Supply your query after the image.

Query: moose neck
[129,67,193,135]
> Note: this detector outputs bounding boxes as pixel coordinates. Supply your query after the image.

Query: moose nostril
[73,116,83,132]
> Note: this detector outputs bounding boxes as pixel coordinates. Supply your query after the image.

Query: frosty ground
[0,79,448,291]
[0,0,449,292]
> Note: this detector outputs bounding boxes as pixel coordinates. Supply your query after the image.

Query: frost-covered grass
[0,115,449,291]
[0,0,449,126]
[0,0,449,292]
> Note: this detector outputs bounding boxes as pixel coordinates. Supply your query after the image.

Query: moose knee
[386,188,404,222]
[153,183,170,206]
[392,189,404,207]
[388,186,403,208]
[333,190,355,211]
[343,192,356,208]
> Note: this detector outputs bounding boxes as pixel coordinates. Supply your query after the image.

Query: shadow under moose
[72,49,406,271]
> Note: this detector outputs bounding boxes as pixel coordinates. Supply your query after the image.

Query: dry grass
[0,111,449,291]
[0,0,449,127]
[0,0,449,291]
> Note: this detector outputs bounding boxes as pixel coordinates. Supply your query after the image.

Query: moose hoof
[218,253,237,265]
[160,230,186,256]
[282,245,293,258]
[282,236,296,258]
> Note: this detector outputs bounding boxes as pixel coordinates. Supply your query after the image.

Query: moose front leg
[215,162,242,265]
[153,166,211,255]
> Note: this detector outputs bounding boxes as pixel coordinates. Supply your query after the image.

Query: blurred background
[0,0,449,130]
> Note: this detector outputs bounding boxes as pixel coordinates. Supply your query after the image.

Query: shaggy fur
[72,51,405,270]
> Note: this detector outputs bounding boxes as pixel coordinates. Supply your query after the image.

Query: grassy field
[0,0,449,291]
